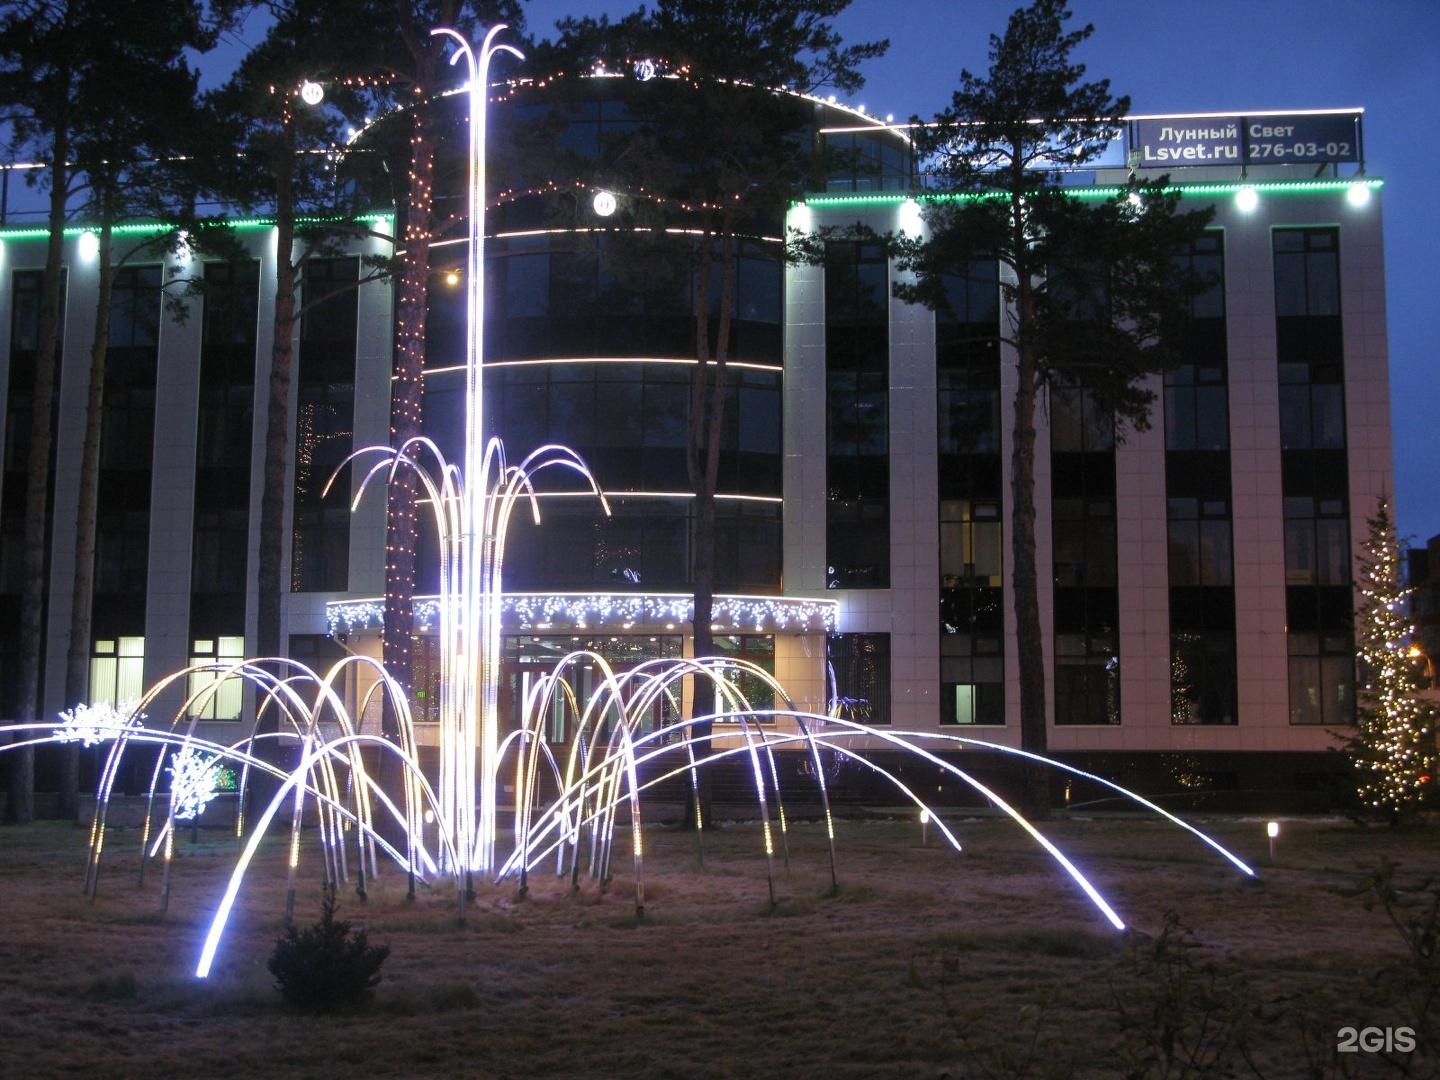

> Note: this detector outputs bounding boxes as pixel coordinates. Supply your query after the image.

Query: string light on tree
[55,700,143,746]
[169,746,222,821]
[1348,494,1439,820]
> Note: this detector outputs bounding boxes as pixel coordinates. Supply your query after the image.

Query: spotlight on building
[592,190,617,217]
[1235,186,1259,212]
[899,197,923,237]
[78,230,99,262]
[1346,183,1372,208]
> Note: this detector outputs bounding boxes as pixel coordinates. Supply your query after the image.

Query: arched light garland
[328,592,837,636]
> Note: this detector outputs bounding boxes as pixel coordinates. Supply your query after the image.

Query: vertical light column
[431,25,523,875]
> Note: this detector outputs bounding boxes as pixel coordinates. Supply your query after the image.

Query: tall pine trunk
[382,112,435,743]
[7,142,69,826]
[1009,175,1050,818]
[255,164,297,761]
[685,223,737,829]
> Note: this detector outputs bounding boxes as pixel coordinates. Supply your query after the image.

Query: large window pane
[828,632,890,725]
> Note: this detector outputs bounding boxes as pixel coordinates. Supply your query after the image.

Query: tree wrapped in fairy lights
[1349,495,1438,820]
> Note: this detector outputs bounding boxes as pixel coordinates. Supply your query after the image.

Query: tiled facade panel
[800,176,1390,754]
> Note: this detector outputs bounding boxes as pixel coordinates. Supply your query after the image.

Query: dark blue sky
[515,0,1440,544]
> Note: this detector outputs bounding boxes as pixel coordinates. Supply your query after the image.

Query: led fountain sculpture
[0,25,1262,981]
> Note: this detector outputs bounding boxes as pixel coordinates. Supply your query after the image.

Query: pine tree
[0,0,214,822]
[1350,494,1438,820]
[890,0,1213,817]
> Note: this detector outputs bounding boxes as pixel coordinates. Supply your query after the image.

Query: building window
[91,265,162,636]
[940,632,1004,726]
[1167,498,1234,587]
[1051,369,1119,725]
[494,494,779,593]
[1050,382,1115,453]
[4,264,65,710]
[1166,365,1230,451]
[291,257,356,592]
[1163,297,1229,455]
[90,637,145,708]
[1054,631,1120,726]
[828,632,890,725]
[1170,630,1238,725]
[1274,228,1352,728]
[1053,498,1117,587]
[192,261,257,641]
[936,264,1004,725]
[941,501,1002,587]
[1164,234,1237,726]
[187,636,246,720]
[1284,496,1350,586]
[481,235,783,365]
[4,269,65,615]
[713,634,776,721]
[1288,633,1354,726]
[825,241,889,589]
[1273,228,1340,318]
[1279,367,1345,450]
[101,265,162,469]
[822,129,909,192]
[501,634,685,742]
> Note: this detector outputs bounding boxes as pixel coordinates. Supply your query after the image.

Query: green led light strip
[801,177,1383,208]
[0,211,395,240]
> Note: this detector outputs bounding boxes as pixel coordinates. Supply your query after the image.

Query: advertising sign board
[1131,113,1360,168]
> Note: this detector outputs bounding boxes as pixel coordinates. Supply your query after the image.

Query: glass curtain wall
[1275,228,1353,726]
[825,240,889,589]
[936,264,1004,725]
[1165,233,1237,724]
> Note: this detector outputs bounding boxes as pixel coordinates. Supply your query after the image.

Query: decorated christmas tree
[1349,495,1438,819]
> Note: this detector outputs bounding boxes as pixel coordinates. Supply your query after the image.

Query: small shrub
[1112,911,1263,1078]
[267,886,389,1013]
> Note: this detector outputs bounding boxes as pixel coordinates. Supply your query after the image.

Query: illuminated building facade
[0,91,1391,804]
